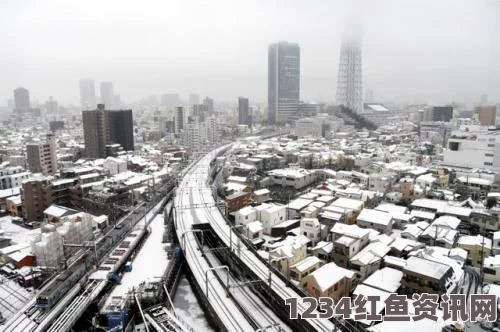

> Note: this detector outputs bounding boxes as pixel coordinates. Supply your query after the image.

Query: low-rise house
[300,218,321,246]
[245,221,264,244]
[362,267,403,293]
[349,241,391,281]
[418,216,460,248]
[300,262,355,303]
[331,223,371,268]
[253,188,270,203]
[400,221,429,241]
[328,197,364,224]
[457,235,492,268]
[235,205,257,225]
[356,208,393,234]
[484,255,500,284]
[374,203,411,228]
[311,241,333,261]
[289,256,321,282]
[260,204,287,235]
[287,198,313,219]
[401,256,456,296]
[268,168,317,189]
[226,191,252,214]
[268,236,308,275]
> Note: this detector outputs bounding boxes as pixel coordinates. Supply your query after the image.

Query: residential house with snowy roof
[356,208,393,234]
[300,262,355,304]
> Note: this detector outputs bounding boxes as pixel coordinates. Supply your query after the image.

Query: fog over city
[1,0,499,105]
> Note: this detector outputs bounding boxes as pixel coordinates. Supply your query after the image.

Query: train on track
[35,259,89,310]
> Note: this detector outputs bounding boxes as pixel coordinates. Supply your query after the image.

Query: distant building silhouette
[268,41,300,124]
[203,97,214,114]
[100,81,114,108]
[45,96,58,114]
[14,87,30,112]
[336,22,363,113]
[188,93,200,105]
[79,79,96,109]
[238,97,250,126]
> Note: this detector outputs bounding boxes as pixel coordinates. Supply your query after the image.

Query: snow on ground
[0,275,34,320]
[0,215,39,246]
[109,214,170,297]
[173,276,214,332]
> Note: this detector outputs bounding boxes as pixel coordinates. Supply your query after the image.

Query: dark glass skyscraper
[268,41,300,124]
[107,109,134,151]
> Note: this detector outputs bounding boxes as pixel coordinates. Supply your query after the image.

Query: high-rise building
[82,105,108,159]
[107,109,134,151]
[45,96,58,114]
[100,81,114,108]
[268,41,300,124]
[14,87,30,111]
[21,176,53,222]
[203,97,214,114]
[193,104,206,123]
[26,133,58,175]
[82,104,134,158]
[79,79,96,109]
[477,106,497,126]
[175,107,185,134]
[336,24,363,113]
[189,93,200,105]
[431,106,453,122]
[238,97,250,126]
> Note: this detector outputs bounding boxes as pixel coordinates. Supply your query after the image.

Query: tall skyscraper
[26,133,58,175]
[100,81,114,108]
[45,96,58,114]
[238,97,250,126]
[79,79,96,109]
[189,93,200,105]
[175,107,185,134]
[107,109,134,151]
[268,41,300,124]
[336,23,363,113]
[14,87,30,111]
[82,104,134,158]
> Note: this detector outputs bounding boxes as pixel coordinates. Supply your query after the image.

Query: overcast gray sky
[1,0,499,106]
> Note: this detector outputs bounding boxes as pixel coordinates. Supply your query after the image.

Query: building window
[484,162,493,166]
[485,153,494,157]
[488,144,495,147]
